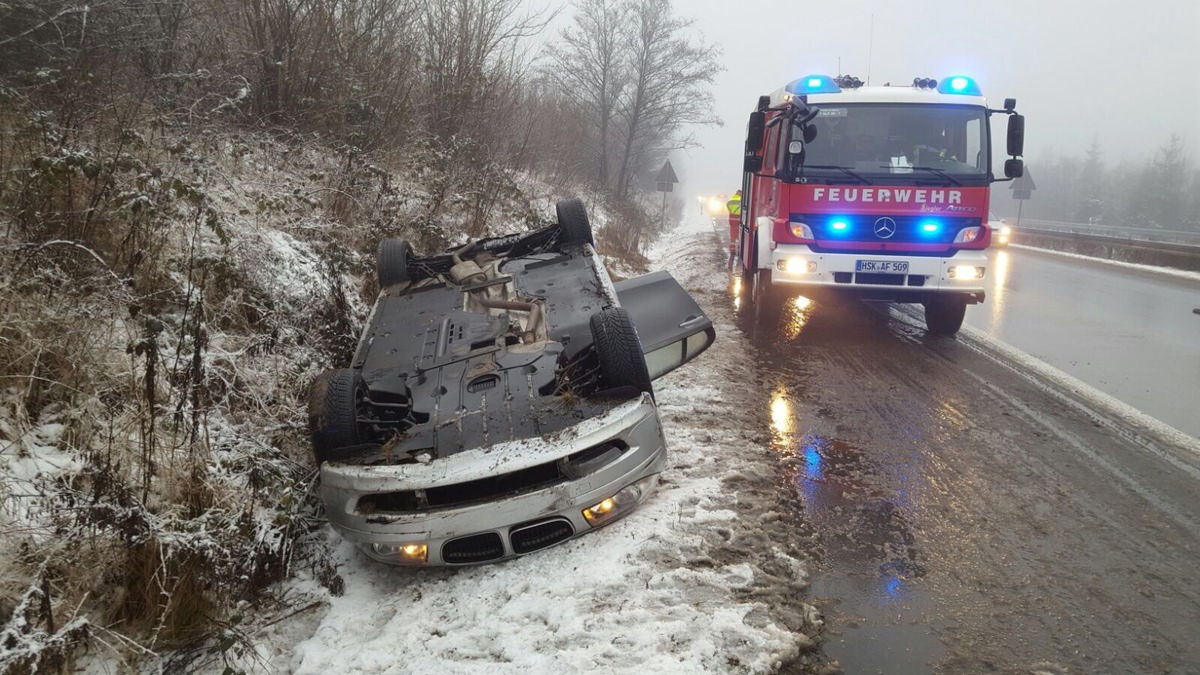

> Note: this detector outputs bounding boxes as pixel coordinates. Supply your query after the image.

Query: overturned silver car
[308,199,715,565]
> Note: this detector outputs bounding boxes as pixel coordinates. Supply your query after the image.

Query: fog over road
[721,235,1200,673]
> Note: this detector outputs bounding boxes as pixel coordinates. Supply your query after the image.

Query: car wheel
[308,368,363,464]
[924,295,967,336]
[589,307,653,396]
[377,238,413,288]
[556,198,594,247]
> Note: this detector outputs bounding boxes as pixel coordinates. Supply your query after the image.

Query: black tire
[589,307,653,396]
[377,238,413,288]
[308,368,363,464]
[556,198,594,247]
[751,269,789,325]
[924,295,968,336]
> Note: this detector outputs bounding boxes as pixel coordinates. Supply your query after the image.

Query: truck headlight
[949,265,985,280]
[777,258,817,274]
[953,226,981,244]
[789,222,814,239]
[582,475,658,527]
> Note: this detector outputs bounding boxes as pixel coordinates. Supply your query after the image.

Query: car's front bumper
[319,394,667,566]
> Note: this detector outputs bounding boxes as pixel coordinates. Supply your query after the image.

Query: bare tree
[613,0,720,198]
[545,0,629,188]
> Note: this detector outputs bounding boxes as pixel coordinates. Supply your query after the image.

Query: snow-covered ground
[233,217,821,674]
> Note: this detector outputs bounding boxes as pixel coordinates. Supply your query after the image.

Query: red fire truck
[736,74,1025,335]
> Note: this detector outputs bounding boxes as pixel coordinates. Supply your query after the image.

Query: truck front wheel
[924,296,968,336]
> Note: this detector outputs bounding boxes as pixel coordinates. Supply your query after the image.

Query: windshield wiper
[801,165,870,184]
[878,165,963,186]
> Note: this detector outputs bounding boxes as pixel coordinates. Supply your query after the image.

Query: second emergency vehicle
[736,74,1026,335]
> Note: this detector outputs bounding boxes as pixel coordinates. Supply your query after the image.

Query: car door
[614,271,716,380]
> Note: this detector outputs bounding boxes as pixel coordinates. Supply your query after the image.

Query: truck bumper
[767,245,988,302]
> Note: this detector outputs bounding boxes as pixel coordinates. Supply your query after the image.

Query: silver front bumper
[319,394,667,565]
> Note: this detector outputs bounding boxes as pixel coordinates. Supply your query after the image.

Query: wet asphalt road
[965,246,1200,439]
[727,277,1200,674]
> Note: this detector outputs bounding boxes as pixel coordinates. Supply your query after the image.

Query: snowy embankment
[247,218,822,674]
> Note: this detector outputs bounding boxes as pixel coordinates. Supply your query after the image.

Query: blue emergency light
[829,218,851,233]
[920,220,942,235]
[786,75,841,95]
[937,75,982,96]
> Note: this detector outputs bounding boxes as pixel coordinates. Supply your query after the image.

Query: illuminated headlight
[582,475,658,527]
[953,226,981,244]
[777,258,817,274]
[789,222,814,239]
[948,265,985,280]
[371,542,428,564]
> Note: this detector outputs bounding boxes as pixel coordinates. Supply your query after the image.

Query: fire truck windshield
[795,104,988,180]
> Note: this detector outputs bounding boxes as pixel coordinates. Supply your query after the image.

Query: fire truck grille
[797,214,980,247]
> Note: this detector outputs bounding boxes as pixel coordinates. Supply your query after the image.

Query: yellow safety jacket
[727,194,742,216]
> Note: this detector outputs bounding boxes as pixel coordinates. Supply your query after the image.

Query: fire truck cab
[737,74,1025,335]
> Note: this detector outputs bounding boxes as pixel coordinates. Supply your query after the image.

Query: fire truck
[736,74,1025,335]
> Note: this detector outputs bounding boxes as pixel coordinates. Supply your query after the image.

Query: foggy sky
[527,0,1200,204]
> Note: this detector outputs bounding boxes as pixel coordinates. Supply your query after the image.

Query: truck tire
[556,198,594,247]
[751,269,789,324]
[308,368,363,464]
[377,238,413,288]
[589,307,653,396]
[924,295,968,336]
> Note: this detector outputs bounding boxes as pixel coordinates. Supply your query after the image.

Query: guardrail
[1012,226,1200,273]
[1019,219,1200,247]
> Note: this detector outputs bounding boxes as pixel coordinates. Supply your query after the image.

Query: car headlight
[582,475,658,527]
[371,542,429,564]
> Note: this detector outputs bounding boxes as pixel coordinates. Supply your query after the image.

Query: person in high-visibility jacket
[726,190,742,254]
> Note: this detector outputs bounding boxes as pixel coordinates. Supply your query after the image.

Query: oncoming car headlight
[582,475,659,527]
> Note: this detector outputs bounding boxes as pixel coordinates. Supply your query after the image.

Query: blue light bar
[920,221,941,233]
[786,74,841,95]
[937,75,982,96]
[830,219,850,232]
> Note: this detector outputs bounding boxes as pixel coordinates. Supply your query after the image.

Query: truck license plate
[855,260,909,273]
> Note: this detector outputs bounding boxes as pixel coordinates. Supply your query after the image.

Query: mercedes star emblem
[873,217,897,239]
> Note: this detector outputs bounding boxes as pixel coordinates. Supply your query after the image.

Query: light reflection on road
[988,249,1010,329]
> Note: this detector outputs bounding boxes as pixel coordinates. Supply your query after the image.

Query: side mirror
[746,111,766,153]
[803,125,818,143]
[1007,114,1025,157]
[744,155,763,173]
[1005,158,1024,179]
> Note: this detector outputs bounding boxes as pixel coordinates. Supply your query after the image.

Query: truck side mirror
[744,155,763,173]
[746,111,766,153]
[1005,158,1024,179]
[803,125,818,143]
[1006,114,1025,157]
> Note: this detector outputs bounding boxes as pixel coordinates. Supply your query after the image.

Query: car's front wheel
[589,307,653,396]
[308,368,363,464]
